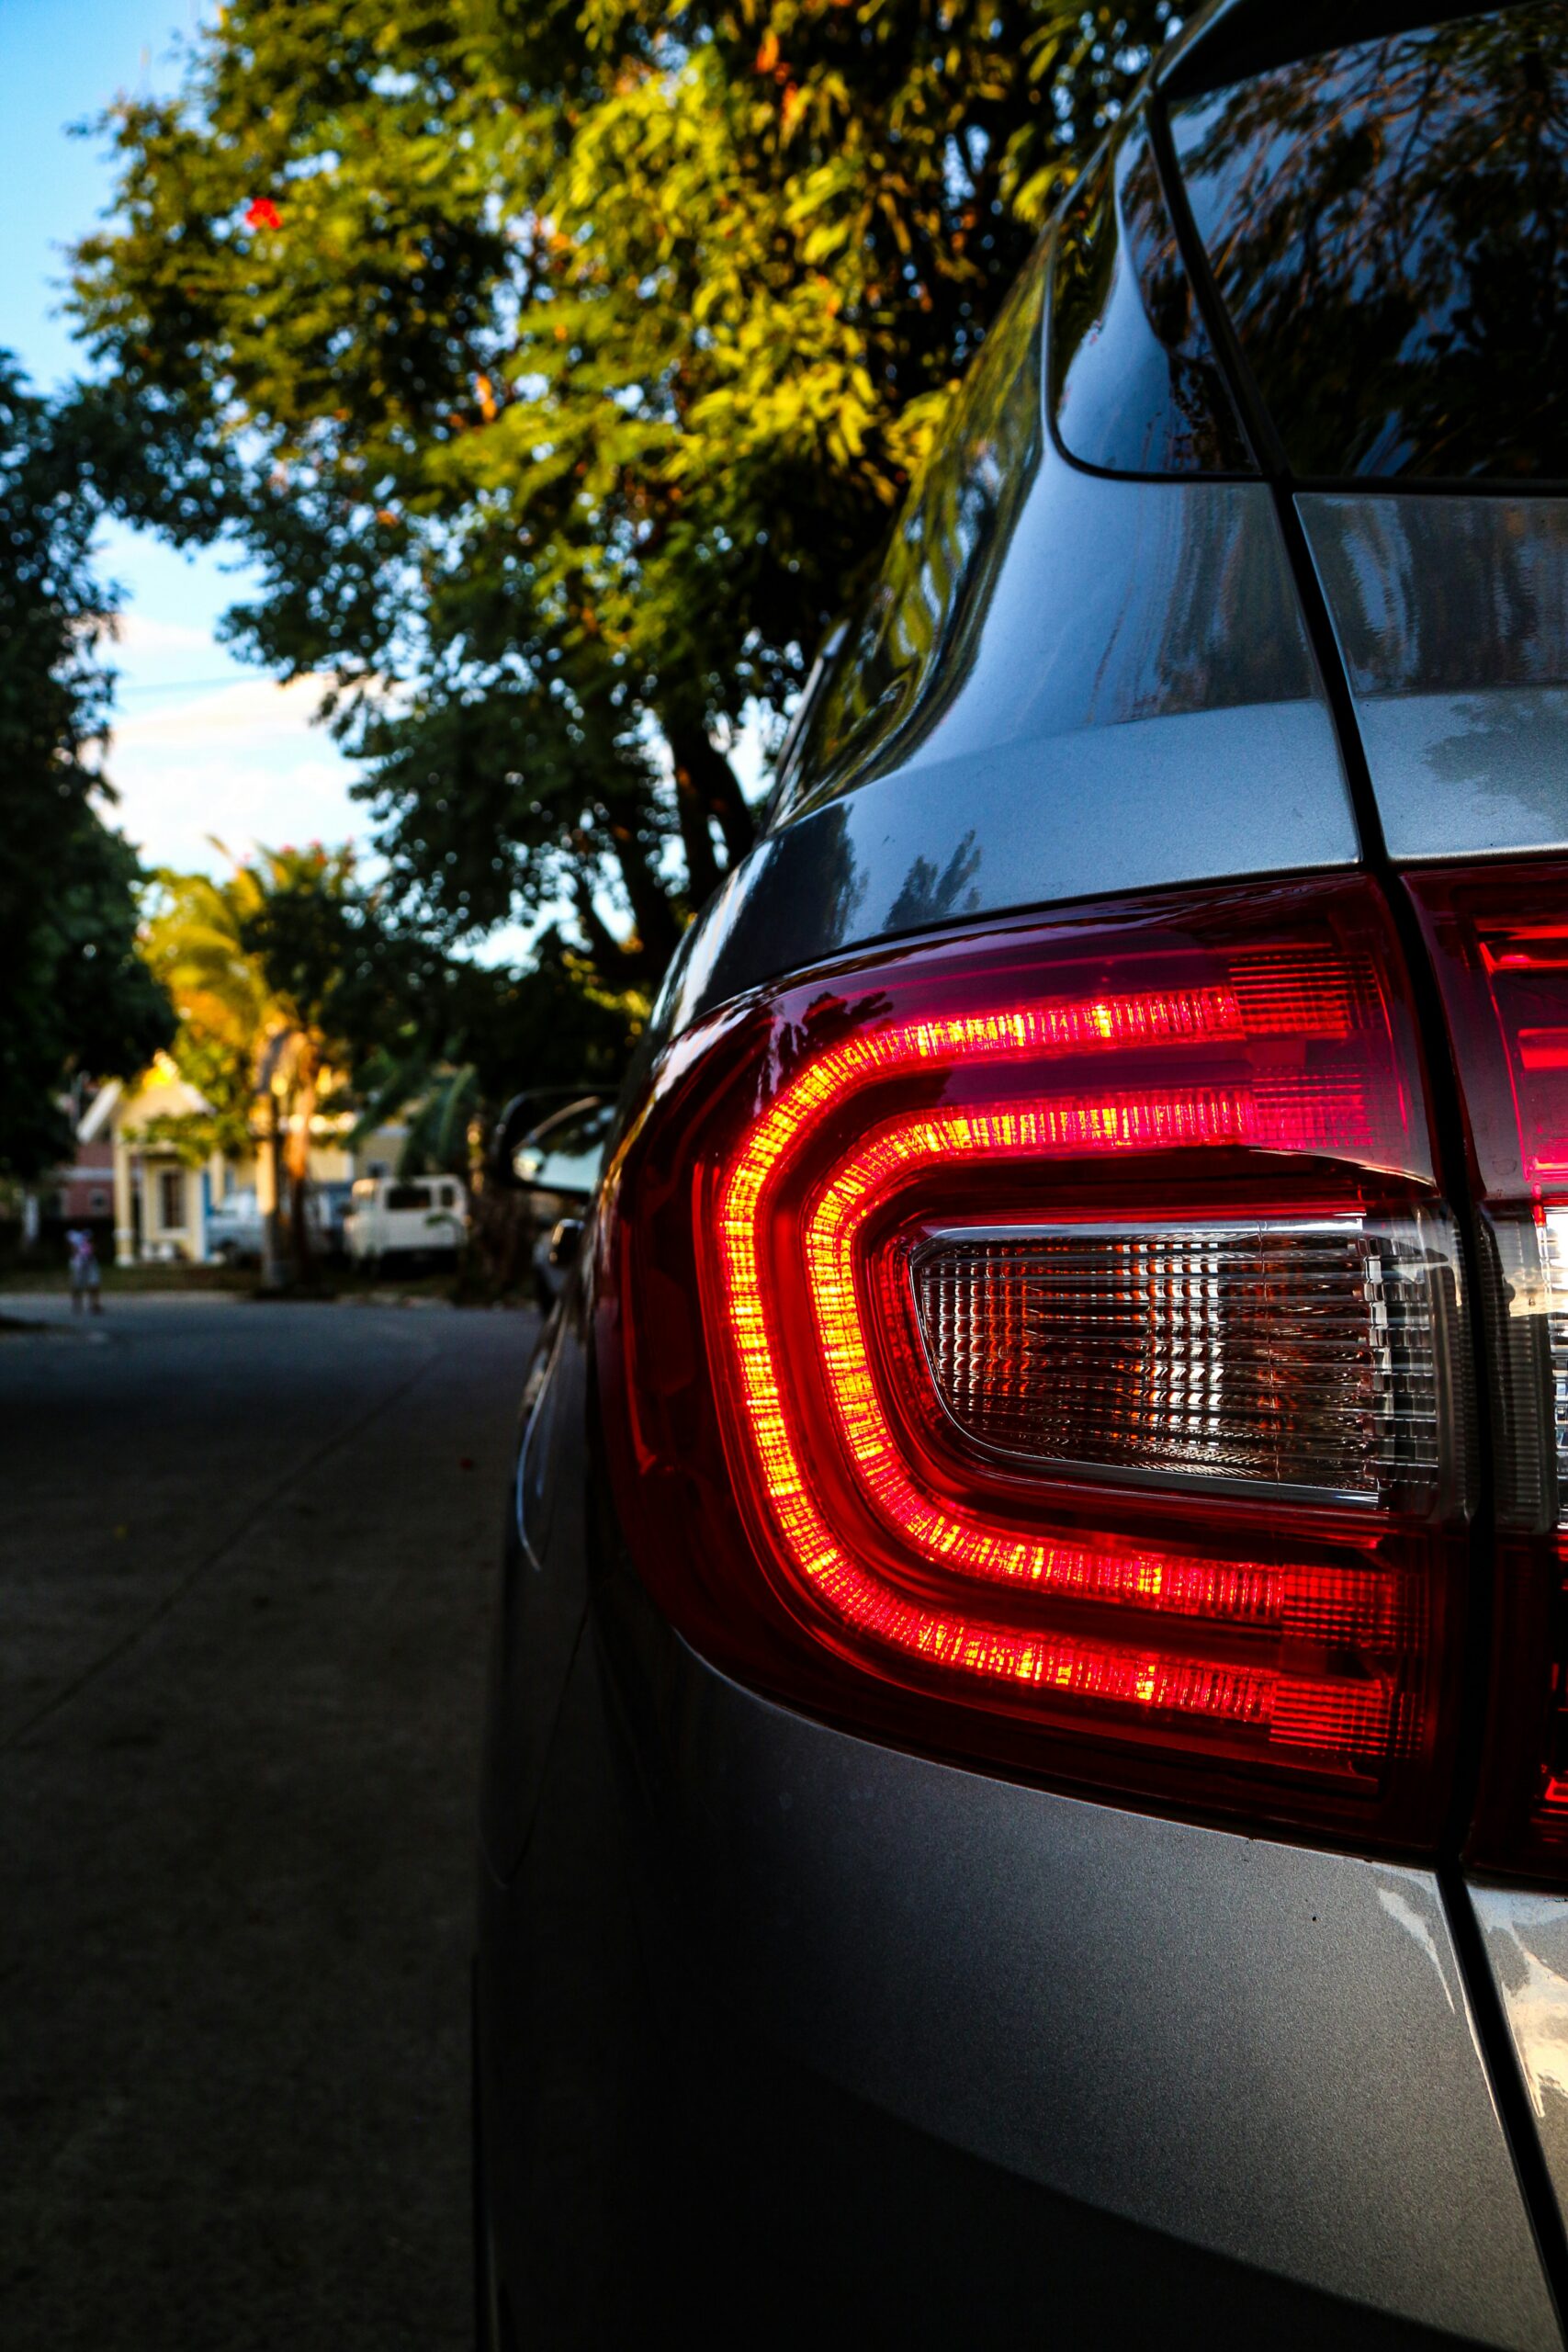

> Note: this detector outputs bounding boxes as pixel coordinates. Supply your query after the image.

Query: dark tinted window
[1051,117,1252,476]
[1171,5,1568,480]
[789,250,1047,802]
[386,1184,429,1211]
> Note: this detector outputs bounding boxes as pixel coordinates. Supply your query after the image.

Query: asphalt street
[1,1295,536,2350]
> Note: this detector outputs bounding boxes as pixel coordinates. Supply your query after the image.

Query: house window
[158,1169,185,1229]
[89,1189,107,1213]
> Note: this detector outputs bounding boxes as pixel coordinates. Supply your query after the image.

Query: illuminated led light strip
[803,1109,1398,1642]
[716,995,1395,1748]
[717,1336,1393,1748]
[802,1570,1392,1753]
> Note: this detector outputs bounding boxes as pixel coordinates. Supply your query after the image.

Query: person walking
[66,1226,103,1316]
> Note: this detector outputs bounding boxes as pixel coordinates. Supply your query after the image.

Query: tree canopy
[0,356,173,1182]
[141,844,418,1269]
[72,1,1174,984]
[144,842,643,1271]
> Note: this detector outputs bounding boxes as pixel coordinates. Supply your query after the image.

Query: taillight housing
[600,880,1472,1845]
[1411,865,1568,1875]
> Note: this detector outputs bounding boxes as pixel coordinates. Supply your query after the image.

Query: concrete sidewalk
[1,1297,536,2349]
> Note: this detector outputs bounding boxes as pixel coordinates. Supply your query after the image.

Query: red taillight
[1411,865,1568,1875]
[601,880,1472,1843]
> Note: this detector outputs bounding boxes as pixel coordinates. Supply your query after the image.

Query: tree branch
[592,798,682,979]
[664,719,756,866]
[570,871,625,975]
[670,749,724,907]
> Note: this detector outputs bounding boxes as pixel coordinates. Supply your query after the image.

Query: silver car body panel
[648,1636,1559,2349]
[665,445,1358,1035]
[1472,1884,1568,2252]
[1300,494,1568,861]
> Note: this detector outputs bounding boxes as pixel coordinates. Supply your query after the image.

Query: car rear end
[476,4,1568,2343]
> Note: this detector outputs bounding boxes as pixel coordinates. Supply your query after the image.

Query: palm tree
[142,842,365,1285]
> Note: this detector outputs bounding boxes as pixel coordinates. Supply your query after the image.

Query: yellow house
[79,1059,220,1264]
[80,1057,408,1264]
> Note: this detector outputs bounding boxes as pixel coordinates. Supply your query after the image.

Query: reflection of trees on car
[1303,496,1568,703]
[795,262,1050,805]
[1172,6,1568,481]
[1051,119,1248,476]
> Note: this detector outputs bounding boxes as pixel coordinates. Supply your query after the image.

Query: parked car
[204,1188,265,1265]
[477,6,1568,2345]
[343,1174,468,1268]
[206,1182,350,1264]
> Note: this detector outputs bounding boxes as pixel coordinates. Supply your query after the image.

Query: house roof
[78,1058,215,1140]
[77,1079,122,1143]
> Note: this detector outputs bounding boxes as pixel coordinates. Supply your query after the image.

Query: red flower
[245,198,282,232]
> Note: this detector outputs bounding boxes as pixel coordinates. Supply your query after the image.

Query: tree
[71,2,1174,983]
[0,355,173,1182]
[351,929,647,1290]
[144,842,641,1282]
[355,930,645,1179]
[143,844,418,1281]
[139,866,272,1165]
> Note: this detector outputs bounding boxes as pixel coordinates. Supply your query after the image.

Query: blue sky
[2,0,364,876]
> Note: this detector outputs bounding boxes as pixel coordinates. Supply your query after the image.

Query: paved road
[0,1295,536,2350]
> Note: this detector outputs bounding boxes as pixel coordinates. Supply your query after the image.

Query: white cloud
[111,670,334,751]
[109,610,219,659]
[102,673,369,876]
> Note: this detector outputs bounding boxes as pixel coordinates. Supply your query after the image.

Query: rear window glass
[787,249,1048,802]
[1051,116,1252,477]
[1170,5,1568,481]
[386,1184,429,1211]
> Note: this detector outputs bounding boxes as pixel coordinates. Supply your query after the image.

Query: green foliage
[141,865,274,1159]
[71,1,1174,983]
[149,845,640,1201]
[0,356,174,1182]
[427,933,645,1102]
[144,843,418,1149]
[354,928,645,1176]
[231,842,419,1077]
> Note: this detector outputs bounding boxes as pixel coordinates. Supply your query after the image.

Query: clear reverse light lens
[910,1215,1460,1510]
[1546,1205,1568,1521]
